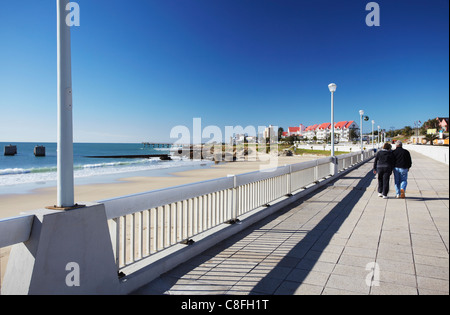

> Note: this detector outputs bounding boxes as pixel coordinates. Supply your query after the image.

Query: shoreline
[0,160,214,196]
[0,155,316,219]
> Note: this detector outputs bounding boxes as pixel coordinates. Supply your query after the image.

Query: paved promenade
[135,150,449,295]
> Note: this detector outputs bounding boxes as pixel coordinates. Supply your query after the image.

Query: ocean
[0,142,211,194]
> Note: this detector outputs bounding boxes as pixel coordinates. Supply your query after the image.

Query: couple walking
[373,140,412,199]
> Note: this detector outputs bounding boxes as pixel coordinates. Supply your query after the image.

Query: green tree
[278,127,284,141]
[402,126,413,136]
[349,129,358,141]
[424,133,438,145]
[283,136,295,145]
[420,118,440,135]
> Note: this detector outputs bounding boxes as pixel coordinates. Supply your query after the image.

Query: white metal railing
[0,150,375,273]
[101,150,375,270]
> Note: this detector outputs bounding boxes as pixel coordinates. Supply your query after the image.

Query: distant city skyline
[0,0,448,143]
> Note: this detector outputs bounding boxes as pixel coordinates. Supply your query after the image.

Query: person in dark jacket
[393,141,412,198]
[373,143,395,198]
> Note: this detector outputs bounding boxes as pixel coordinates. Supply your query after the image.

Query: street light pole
[328,83,337,157]
[372,120,375,149]
[377,125,380,147]
[359,110,364,153]
[328,83,337,175]
[57,0,74,208]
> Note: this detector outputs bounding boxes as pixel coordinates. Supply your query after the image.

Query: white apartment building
[316,123,331,140]
[287,124,306,137]
[289,121,359,142]
[263,125,275,140]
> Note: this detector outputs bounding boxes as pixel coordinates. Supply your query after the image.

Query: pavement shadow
[249,168,375,295]
[405,197,449,201]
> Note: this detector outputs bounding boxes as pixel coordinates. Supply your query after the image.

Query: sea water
[0,142,211,194]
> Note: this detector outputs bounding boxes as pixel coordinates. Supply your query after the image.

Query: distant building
[286,121,359,142]
[436,117,449,132]
[316,123,331,140]
[287,124,306,137]
[263,125,275,140]
[303,124,319,140]
[339,121,358,141]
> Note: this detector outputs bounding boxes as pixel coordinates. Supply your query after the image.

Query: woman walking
[373,143,395,199]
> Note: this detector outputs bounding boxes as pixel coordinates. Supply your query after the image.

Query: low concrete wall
[404,144,449,165]
[2,203,119,295]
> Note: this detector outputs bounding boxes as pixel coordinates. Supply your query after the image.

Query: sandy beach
[0,155,318,219]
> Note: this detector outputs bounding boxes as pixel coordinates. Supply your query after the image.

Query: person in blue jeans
[393,141,412,198]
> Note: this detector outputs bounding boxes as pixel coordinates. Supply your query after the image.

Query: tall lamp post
[414,121,421,144]
[359,110,364,153]
[56,0,75,208]
[377,125,380,147]
[371,120,375,149]
[328,83,337,157]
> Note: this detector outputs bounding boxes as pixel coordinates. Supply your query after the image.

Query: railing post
[286,165,292,195]
[107,218,119,268]
[228,174,237,222]
[314,159,319,182]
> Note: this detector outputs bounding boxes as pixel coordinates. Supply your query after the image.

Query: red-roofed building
[341,121,358,141]
[437,117,449,132]
[317,123,331,140]
[291,121,359,142]
[335,121,348,130]
[287,124,306,137]
[288,127,300,134]
[345,121,354,128]
[304,124,319,140]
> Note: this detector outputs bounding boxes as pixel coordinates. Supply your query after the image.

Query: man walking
[393,141,412,198]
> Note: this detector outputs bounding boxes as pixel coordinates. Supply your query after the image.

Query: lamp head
[359,110,364,116]
[328,83,337,93]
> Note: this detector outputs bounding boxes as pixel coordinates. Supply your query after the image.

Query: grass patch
[294,148,350,156]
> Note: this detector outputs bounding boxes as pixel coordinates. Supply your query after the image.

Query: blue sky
[0,0,448,143]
